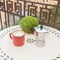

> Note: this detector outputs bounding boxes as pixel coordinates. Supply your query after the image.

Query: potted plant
[19,16,39,34]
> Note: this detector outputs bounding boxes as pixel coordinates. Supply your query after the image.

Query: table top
[0,25,60,60]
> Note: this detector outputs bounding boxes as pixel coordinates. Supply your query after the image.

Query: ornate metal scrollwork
[0,1,5,11]
[28,5,37,17]
[6,1,13,12]
[40,7,51,23]
[0,0,59,30]
[14,2,22,15]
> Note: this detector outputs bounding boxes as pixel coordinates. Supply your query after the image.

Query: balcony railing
[0,0,60,30]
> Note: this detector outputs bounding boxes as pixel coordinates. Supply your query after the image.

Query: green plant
[19,16,39,33]
[56,16,60,24]
[50,7,60,25]
[52,7,60,15]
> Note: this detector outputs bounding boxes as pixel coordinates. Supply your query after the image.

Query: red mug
[9,30,25,47]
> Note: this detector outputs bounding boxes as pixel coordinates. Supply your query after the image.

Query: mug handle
[9,33,13,40]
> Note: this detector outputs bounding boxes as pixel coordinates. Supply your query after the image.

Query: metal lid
[34,25,47,33]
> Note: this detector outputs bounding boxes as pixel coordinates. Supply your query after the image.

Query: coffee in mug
[9,30,25,47]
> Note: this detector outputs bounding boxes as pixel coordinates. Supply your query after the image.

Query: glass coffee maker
[34,25,47,47]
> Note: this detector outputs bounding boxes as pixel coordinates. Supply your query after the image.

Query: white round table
[0,25,60,60]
